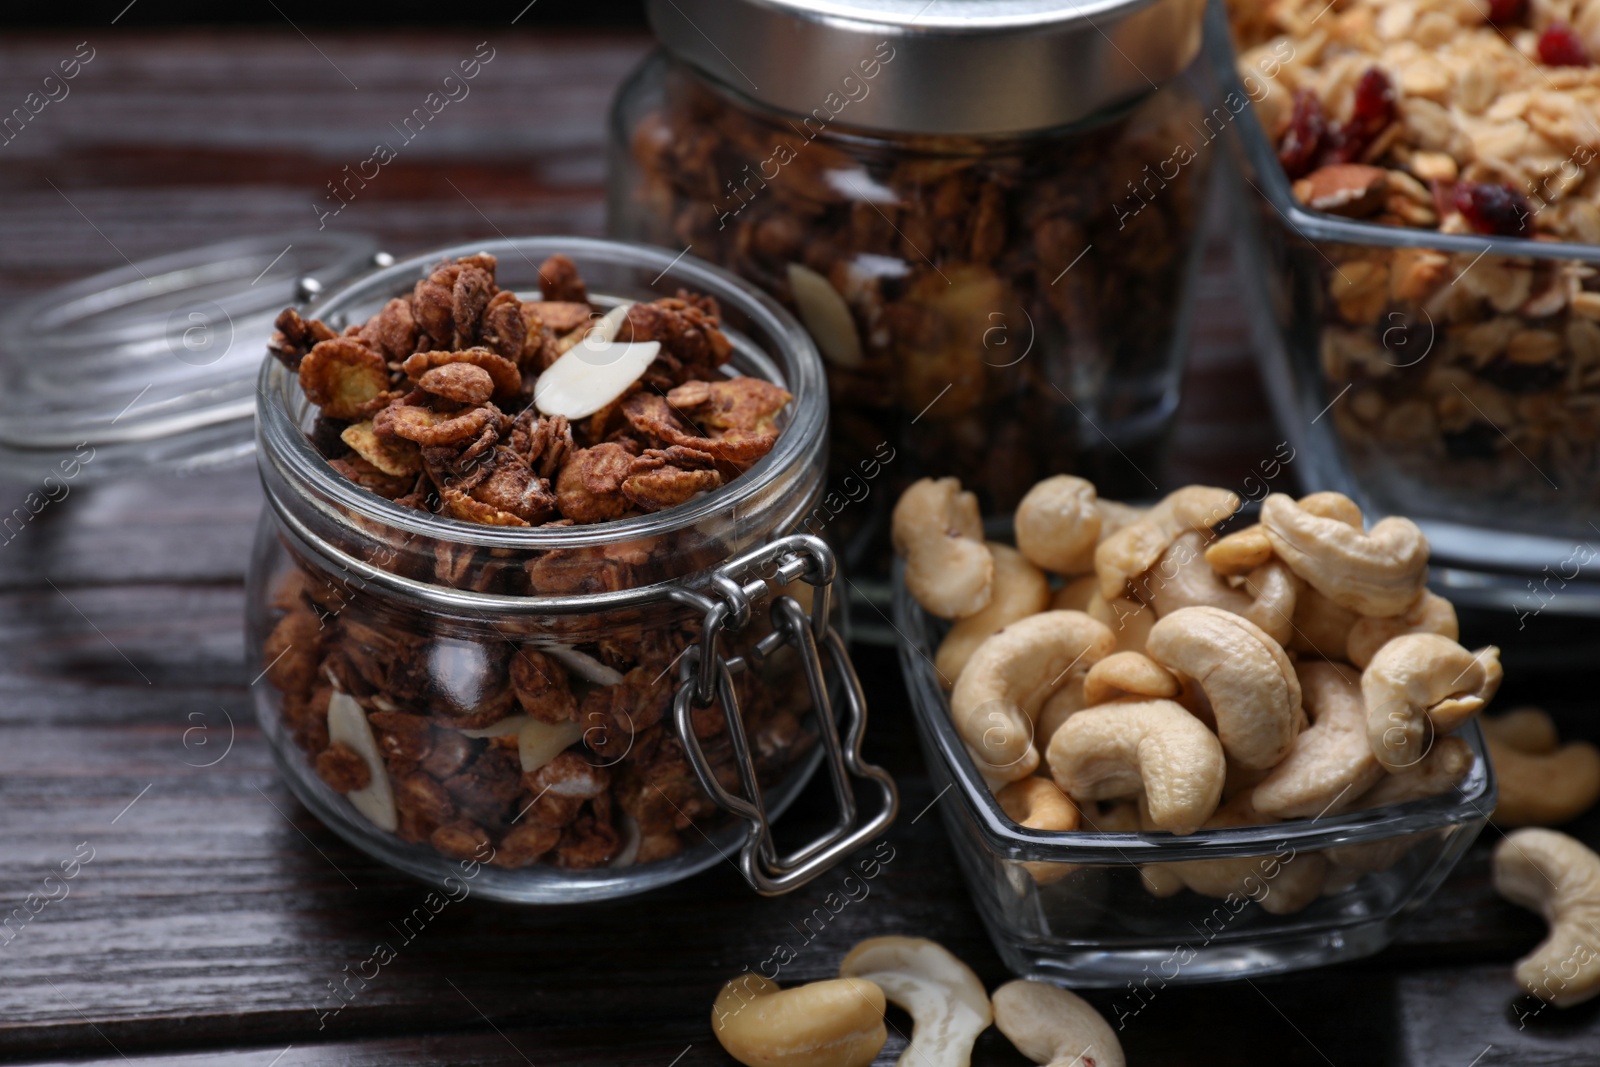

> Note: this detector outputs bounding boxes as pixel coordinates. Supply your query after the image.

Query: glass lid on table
[0,233,382,482]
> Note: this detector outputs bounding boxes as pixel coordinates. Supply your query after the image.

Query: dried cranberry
[1278,90,1326,179]
[1538,22,1591,66]
[1478,355,1567,394]
[1487,0,1525,22]
[1453,181,1534,237]
[1326,67,1396,164]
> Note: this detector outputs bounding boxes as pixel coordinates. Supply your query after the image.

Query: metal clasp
[670,534,898,896]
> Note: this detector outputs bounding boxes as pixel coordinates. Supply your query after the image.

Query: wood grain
[0,25,1598,1067]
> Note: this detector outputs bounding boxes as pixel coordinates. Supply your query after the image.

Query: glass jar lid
[645,0,1207,135]
[0,232,381,482]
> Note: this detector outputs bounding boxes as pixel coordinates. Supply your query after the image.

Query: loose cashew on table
[1494,829,1600,1008]
[897,476,1504,908]
[1484,708,1600,827]
[838,937,991,1067]
[991,979,1126,1067]
[710,974,887,1067]
[712,939,1121,1067]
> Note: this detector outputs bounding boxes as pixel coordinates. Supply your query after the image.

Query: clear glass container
[1205,0,1600,615]
[247,237,895,903]
[607,49,1217,569]
[893,568,1494,985]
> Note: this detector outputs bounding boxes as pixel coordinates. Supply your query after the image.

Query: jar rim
[256,235,827,556]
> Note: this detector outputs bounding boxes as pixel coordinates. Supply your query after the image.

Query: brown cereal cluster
[263,565,814,870]
[262,255,816,872]
[272,252,791,529]
[618,63,1207,522]
[1231,0,1600,511]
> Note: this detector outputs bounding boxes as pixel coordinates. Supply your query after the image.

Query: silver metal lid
[0,233,380,483]
[646,0,1206,135]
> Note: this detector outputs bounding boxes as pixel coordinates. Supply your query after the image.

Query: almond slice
[518,718,584,774]
[325,691,397,832]
[609,813,641,869]
[455,715,531,739]
[536,642,626,686]
[533,339,660,419]
[787,262,864,369]
[587,302,631,344]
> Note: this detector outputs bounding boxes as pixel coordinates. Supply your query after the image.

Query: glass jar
[1204,1,1600,615]
[894,568,1494,984]
[607,0,1217,573]
[246,237,896,903]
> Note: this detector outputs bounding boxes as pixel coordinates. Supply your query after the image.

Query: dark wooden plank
[0,30,649,304]
[0,470,261,591]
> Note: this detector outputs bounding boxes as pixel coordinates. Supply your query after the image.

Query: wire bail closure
[670,534,897,895]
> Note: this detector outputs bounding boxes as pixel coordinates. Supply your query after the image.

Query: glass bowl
[1205,0,1600,617]
[893,566,1494,985]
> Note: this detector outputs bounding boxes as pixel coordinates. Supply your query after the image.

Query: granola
[260,254,817,872]
[615,60,1211,557]
[1231,0,1600,526]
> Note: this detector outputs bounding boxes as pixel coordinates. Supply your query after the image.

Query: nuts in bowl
[892,472,1500,981]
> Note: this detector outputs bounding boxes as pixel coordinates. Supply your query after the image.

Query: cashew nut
[1015,475,1101,576]
[1346,590,1459,670]
[1144,531,1301,647]
[1253,660,1385,819]
[991,980,1125,1067]
[950,611,1116,783]
[935,543,1051,688]
[1047,698,1225,835]
[838,937,991,1067]
[1050,574,1098,613]
[1260,492,1429,617]
[893,478,994,619]
[1036,676,1087,751]
[1298,490,1364,526]
[1096,498,1148,539]
[1081,799,1184,895]
[1288,585,1357,661]
[1362,633,1502,772]
[1204,523,1274,575]
[1485,709,1600,827]
[996,777,1080,884]
[1484,706,1560,753]
[1082,651,1180,705]
[1352,734,1474,810]
[711,974,887,1067]
[1094,485,1240,601]
[1086,591,1154,654]
[1158,793,1330,914]
[1494,829,1600,1008]
[1145,606,1305,770]
[1324,736,1474,874]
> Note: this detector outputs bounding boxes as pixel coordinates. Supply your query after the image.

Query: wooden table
[2,27,1597,1067]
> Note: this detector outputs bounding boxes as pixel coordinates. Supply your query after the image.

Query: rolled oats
[1232,0,1600,515]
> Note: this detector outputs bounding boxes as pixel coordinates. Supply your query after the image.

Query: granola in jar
[253,250,827,875]
[1230,0,1600,529]
[610,53,1215,567]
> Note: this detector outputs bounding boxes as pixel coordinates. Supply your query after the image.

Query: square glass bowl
[1204,0,1600,616]
[893,569,1494,985]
